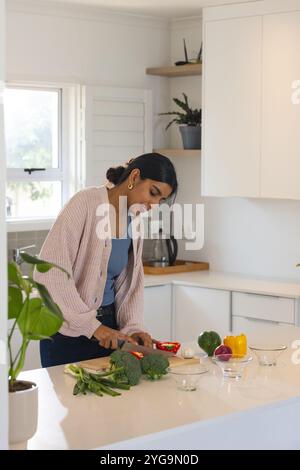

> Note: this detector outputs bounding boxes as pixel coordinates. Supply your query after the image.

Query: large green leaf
[17,298,63,339]
[27,306,63,339]
[8,262,22,287]
[17,298,41,336]
[36,263,56,274]
[34,281,64,320]
[20,252,70,279]
[26,333,53,341]
[8,286,23,319]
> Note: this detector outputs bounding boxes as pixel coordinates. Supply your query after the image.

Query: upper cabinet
[202,2,300,199]
[261,11,300,199]
[202,16,262,197]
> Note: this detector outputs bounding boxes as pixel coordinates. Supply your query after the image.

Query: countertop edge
[144,271,300,299]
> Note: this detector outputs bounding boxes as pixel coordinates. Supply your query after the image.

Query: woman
[35,153,178,367]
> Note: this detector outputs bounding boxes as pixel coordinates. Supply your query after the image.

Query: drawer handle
[244,293,281,300]
[244,316,280,325]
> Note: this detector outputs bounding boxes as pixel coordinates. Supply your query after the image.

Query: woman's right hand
[93,325,138,350]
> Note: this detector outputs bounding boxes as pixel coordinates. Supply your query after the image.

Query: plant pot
[9,380,38,444]
[179,125,201,149]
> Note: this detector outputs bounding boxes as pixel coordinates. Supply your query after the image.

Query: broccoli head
[110,350,142,386]
[141,353,170,380]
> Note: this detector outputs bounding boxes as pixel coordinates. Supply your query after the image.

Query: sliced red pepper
[130,351,144,360]
[156,341,181,354]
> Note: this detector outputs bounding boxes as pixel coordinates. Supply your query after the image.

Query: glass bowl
[167,364,209,391]
[194,350,209,366]
[212,354,253,379]
[249,344,287,366]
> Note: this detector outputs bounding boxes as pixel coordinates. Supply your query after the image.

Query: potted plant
[8,252,69,445]
[159,93,202,149]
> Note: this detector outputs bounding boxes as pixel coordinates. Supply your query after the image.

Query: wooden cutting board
[143,260,209,275]
[79,355,200,372]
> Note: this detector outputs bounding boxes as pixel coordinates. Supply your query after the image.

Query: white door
[261,11,300,199]
[202,16,262,197]
[144,285,171,340]
[84,86,152,188]
[174,286,230,343]
[0,0,8,450]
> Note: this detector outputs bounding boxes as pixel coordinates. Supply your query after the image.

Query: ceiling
[44,0,260,18]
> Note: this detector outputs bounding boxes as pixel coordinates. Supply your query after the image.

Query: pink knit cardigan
[33,185,145,338]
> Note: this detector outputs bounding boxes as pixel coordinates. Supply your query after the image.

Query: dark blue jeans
[40,303,117,367]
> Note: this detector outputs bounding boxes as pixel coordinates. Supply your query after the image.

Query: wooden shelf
[146,63,202,77]
[154,148,201,158]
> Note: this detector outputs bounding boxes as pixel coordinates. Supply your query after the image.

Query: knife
[118,340,175,358]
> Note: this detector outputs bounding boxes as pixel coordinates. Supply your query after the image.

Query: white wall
[6,0,171,149]
[6,2,300,281]
[0,0,8,451]
[170,17,300,282]
[199,197,300,280]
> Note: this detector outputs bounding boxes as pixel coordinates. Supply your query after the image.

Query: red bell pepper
[130,351,144,360]
[156,341,181,354]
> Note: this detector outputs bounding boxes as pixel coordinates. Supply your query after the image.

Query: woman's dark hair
[106,153,178,199]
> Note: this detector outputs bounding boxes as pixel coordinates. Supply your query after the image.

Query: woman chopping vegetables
[34,153,178,367]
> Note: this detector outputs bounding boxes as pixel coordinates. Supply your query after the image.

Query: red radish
[214,345,232,361]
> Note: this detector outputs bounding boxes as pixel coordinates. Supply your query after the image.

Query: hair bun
[106,165,126,185]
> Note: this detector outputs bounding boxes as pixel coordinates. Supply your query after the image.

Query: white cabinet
[232,316,294,344]
[144,280,298,346]
[261,11,300,199]
[202,4,300,200]
[232,292,295,324]
[144,285,172,340]
[202,16,262,197]
[173,285,230,343]
[232,291,296,342]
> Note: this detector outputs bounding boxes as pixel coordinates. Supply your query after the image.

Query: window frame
[5,81,81,231]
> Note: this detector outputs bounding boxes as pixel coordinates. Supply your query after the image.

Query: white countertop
[144,270,300,298]
[18,326,300,450]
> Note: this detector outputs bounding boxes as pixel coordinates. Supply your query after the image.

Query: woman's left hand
[131,331,153,348]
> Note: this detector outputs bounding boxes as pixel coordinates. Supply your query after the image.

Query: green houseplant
[159,93,202,149]
[8,252,69,444]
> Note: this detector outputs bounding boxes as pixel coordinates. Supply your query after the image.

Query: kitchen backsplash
[7,230,49,276]
[8,230,153,275]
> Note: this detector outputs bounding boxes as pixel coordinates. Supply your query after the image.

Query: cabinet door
[232,316,295,344]
[144,285,171,340]
[261,11,300,199]
[174,286,230,343]
[232,292,295,324]
[202,16,262,197]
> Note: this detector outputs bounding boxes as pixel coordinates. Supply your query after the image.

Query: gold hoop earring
[128,183,133,190]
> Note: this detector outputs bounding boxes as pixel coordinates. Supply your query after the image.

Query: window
[4,84,78,224]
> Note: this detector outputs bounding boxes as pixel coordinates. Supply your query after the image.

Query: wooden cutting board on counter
[80,355,200,372]
[143,260,209,275]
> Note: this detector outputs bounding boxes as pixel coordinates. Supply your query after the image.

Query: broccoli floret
[141,353,170,380]
[110,350,142,386]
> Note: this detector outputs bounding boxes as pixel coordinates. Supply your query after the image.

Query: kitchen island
[17,326,300,450]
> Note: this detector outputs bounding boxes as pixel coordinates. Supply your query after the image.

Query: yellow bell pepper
[223,334,247,358]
